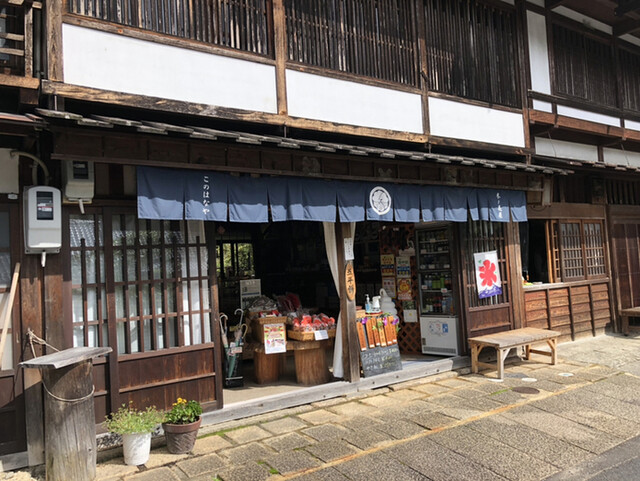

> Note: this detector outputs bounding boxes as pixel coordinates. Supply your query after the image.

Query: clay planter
[162,417,202,454]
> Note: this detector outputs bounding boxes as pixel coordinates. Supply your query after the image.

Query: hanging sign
[380,254,395,277]
[397,278,412,301]
[396,257,411,278]
[474,250,503,299]
[344,238,355,261]
[345,262,356,301]
[382,277,396,298]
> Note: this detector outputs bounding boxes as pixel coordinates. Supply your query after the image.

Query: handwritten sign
[345,262,356,301]
[360,344,402,377]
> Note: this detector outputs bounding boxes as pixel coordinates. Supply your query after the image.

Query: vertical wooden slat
[273,0,288,115]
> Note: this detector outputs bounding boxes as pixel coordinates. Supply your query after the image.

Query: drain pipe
[11,150,51,186]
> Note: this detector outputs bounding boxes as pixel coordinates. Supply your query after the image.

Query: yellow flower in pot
[162,397,203,454]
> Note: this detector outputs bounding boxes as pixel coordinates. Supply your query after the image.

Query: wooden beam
[45,0,63,81]
[545,0,571,9]
[41,80,428,144]
[616,0,640,16]
[335,223,360,383]
[529,109,640,142]
[613,17,640,36]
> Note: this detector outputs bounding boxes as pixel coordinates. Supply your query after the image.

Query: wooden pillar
[335,223,360,383]
[272,0,288,116]
[507,222,525,329]
[45,0,63,82]
[205,222,223,409]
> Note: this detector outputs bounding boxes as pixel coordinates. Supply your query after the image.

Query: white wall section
[428,97,525,147]
[535,137,599,162]
[527,11,551,96]
[626,120,640,131]
[557,105,621,127]
[285,70,424,133]
[62,24,278,113]
[532,100,553,113]
[603,148,640,168]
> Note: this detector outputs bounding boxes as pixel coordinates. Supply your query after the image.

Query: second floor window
[552,23,616,108]
[423,0,521,108]
[68,0,270,56]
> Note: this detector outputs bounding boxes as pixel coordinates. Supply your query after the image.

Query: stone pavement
[5,332,640,481]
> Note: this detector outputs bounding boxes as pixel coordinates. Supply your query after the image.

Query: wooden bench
[469,327,561,380]
[620,307,640,336]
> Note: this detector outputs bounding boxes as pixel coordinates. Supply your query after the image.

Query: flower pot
[122,432,152,466]
[162,417,202,454]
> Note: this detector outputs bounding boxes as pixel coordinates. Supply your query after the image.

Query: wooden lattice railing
[0,0,36,84]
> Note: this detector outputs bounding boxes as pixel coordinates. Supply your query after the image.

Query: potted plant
[104,403,164,466]
[162,397,203,454]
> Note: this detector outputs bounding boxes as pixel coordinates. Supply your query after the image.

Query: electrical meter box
[24,186,62,254]
[62,160,94,202]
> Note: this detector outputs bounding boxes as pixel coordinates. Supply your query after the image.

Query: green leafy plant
[165,397,203,425]
[104,403,164,435]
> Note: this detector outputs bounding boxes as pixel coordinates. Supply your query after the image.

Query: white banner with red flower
[474,251,503,299]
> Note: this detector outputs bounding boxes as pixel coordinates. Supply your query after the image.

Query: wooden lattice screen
[423,0,521,107]
[68,0,271,55]
[284,0,419,87]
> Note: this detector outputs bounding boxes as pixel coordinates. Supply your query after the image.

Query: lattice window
[619,47,640,113]
[552,23,616,108]
[284,0,419,86]
[69,212,213,355]
[424,0,521,107]
[68,0,270,55]
[463,221,509,308]
[550,220,607,282]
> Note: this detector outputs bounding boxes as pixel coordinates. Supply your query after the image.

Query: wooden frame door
[460,220,513,340]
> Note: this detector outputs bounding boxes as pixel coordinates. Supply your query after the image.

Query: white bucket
[122,432,151,466]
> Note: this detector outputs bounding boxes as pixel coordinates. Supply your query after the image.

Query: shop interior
[217,220,461,405]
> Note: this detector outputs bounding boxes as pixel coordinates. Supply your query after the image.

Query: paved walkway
[5,332,640,481]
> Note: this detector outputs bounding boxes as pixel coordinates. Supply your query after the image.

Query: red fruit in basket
[292,318,301,331]
[328,317,336,327]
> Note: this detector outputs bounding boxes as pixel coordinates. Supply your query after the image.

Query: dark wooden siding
[619,47,640,113]
[284,0,419,87]
[551,23,616,108]
[68,0,271,55]
[423,0,521,107]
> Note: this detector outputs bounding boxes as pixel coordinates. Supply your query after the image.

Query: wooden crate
[252,316,288,342]
[287,329,336,341]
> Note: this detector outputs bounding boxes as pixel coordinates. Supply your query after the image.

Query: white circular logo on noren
[369,186,391,216]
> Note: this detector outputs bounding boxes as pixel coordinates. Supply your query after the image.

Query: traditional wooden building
[1,0,639,470]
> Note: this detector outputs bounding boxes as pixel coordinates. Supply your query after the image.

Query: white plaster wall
[527,11,551,96]
[626,120,640,131]
[557,105,621,127]
[532,100,553,113]
[285,70,423,133]
[535,137,599,162]
[603,148,640,168]
[428,97,525,147]
[62,24,278,113]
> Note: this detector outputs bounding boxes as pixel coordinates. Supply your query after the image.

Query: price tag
[314,330,329,340]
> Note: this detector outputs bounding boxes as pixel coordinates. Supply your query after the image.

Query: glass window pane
[70,215,96,247]
[101,287,107,321]
[102,324,109,346]
[140,248,150,281]
[129,320,140,353]
[1,332,12,370]
[0,253,10,287]
[154,283,164,315]
[73,326,84,348]
[72,288,84,323]
[115,286,125,318]
[85,251,96,284]
[143,318,152,351]
[166,283,176,312]
[168,317,178,348]
[88,325,98,348]
[117,322,126,354]
[149,220,161,245]
[127,249,137,281]
[142,284,151,316]
[128,288,138,317]
[71,251,82,285]
[114,250,124,283]
[203,313,211,343]
[97,215,104,247]
[156,319,164,349]
[100,252,105,283]
[112,215,123,246]
[87,288,98,321]
[139,219,148,246]
[125,215,136,246]
[152,248,162,279]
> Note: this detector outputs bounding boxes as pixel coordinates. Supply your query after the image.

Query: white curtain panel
[323,222,355,379]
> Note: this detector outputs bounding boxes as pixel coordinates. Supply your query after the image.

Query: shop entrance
[217,220,462,405]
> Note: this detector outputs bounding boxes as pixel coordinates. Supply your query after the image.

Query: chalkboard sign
[360,344,402,377]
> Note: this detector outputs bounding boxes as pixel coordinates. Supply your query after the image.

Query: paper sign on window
[473,251,502,299]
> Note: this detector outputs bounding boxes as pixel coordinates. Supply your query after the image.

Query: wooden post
[272,0,288,116]
[21,347,111,481]
[205,222,223,409]
[507,223,525,329]
[335,223,360,383]
[45,0,63,82]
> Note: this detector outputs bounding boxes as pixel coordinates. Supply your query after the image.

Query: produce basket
[287,329,336,342]
[252,316,288,342]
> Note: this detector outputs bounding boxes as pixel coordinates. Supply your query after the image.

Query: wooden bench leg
[547,338,557,365]
[471,344,480,374]
[525,344,531,360]
[497,347,511,380]
[622,315,629,336]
